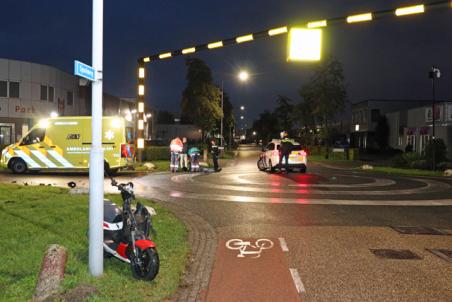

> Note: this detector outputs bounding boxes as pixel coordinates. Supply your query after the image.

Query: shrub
[143,146,170,161]
[392,152,423,168]
[410,159,429,170]
[437,161,452,171]
[424,138,448,167]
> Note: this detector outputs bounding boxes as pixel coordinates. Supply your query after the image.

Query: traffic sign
[74,60,96,81]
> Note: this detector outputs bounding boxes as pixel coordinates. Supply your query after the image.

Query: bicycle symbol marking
[225,238,274,258]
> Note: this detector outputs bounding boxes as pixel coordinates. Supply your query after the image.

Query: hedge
[143,146,171,161]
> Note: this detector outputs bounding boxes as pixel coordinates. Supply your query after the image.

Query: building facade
[0,58,86,146]
[386,101,452,158]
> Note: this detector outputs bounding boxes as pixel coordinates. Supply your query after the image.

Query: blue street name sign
[74,60,96,81]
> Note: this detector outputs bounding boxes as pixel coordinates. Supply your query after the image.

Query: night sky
[1,1,451,122]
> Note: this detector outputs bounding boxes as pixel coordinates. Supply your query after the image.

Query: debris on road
[361,164,374,170]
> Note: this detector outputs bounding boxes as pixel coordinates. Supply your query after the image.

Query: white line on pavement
[290,268,306,294]
[278,237,289,252]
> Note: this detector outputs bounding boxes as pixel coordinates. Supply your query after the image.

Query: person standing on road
[170,137,183,172]
[180,137,189,172]
[279,131,294,173]
[210,139,221,172]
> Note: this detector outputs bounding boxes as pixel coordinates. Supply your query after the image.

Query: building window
[67,91,73,106]
[419,135,431,154]
[0,81,6,97]
[40,85,47,101]
[406,135,416,152]
[9,82,19,98]
[48,86,54,102]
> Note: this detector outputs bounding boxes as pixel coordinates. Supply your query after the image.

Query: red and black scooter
[102,173,159,281]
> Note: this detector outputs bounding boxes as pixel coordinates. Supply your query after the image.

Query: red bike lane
[205,238,301,302]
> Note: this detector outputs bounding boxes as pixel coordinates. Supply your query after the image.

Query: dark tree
[181,58,222,139]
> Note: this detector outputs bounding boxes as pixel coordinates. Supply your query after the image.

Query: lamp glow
[138,67,145,79]
[287,28,322,62]
[208,41,223,49]
[395,4,425,16]
[182,47,196,54]
[50,111,58,118]
[347,13,373,23]
[138,119,144,130]
[307,20,327,28]
[125,114,132,122]
[138,102,144,113]
[143,57,150,63]
[236,34,254,43]
[39,119,49,128]
[238,71,249,82]
[268,26,288,36]
[138,85,145,96]
[137,138,144,149]
[159,52,172,59]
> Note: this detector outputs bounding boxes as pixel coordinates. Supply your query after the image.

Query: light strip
[138,67,145,79]
[143,57,150,63]
[347,13,373,23]
[138,85,144,96]
[138,102,144,113]
[208,41,224,49]
[182,47,196,54]
[268,26,288,36]
[236,34,254,43]
[137,138,144,149]
[307,20,327,28]
[159,52,172,59]
[395,4,425,16]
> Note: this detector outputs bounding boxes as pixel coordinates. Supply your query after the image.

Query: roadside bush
[391,152,423,168]
[143,146,170,161]
[437,161,452,171]
[424,138,448,166]
[409,159,429,170]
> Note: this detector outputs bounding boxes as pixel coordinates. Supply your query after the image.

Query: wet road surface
[2,145,452,301]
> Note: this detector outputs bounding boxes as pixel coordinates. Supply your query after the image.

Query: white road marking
[290,268,306,294]
[278,237,289,252]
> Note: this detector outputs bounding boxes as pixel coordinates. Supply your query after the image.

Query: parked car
[257,139,307,173]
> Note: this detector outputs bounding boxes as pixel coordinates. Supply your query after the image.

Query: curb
[157,201,217,302]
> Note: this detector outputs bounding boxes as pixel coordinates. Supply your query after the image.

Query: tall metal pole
[431,69,436,170]
[220,81,224,147]
[89,0,104,277]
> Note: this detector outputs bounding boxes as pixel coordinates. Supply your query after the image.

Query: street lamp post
[429,66,441,170]
[89,0,104,277]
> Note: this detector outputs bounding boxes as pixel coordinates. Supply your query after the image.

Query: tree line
[252,57,347,146]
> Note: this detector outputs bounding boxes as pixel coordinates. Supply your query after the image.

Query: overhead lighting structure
[208,41,224,49]
[182,47,196,54]
[287,28,322,61]
[268,26,288,36]
[138,67,145,78]
[307,20,327,28]
[347,13,373,23]
[395,4,425,16]
[138,84,145,96]
[236,34,254,43]
[159,52,172,59]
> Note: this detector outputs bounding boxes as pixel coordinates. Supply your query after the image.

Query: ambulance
[0,116,135,173]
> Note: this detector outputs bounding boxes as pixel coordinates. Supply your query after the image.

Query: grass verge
[0,184,189,302]
[367,166,445,177]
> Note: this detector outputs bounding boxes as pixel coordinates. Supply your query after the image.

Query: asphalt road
[2,144,452,301]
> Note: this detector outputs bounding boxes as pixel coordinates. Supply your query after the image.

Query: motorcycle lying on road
[101,172,159,281]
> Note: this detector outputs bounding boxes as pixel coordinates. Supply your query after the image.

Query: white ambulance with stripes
[0,116,135,173]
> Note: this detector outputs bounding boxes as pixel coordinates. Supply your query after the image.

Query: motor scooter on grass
[102,172,159,281]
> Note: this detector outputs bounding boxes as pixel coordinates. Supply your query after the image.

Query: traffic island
[0,184,189,302]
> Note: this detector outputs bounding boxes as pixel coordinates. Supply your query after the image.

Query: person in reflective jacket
[170,137,183,172]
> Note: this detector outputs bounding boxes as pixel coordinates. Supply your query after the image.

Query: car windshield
[21,128,46,145]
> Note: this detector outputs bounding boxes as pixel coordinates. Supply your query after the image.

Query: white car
[257,139,307,173]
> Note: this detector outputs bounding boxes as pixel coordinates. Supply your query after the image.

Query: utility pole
[429,66,440,170]
[89,0,104,276]
[220,81,224,147]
